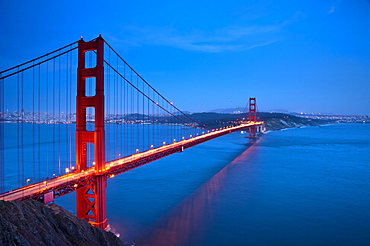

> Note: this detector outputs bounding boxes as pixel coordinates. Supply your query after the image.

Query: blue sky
[1,0,369,115]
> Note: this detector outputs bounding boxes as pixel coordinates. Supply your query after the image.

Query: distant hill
[209,107,247,114]
[189,112,332,130]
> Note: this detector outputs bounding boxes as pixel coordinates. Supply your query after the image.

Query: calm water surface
[56,124,370,245]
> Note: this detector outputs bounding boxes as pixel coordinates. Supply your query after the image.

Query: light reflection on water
[145,139,260,246]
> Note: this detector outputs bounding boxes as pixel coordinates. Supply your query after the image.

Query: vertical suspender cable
[53,57,57,174]
[136,76,139,152]
[115,55,118,158]
[120,56,124,157]
[66,49,69,171]
[142,76,144,151]
[70,50,73,169]
[146,79,149,149]
[124,61,127,157]
[32,62,35,182]
[38,65,41,181]
[58,51,62,175]
[0,73,4,193]
[17,70,20,187]
[131,69,133,157]
[69,50,73,169]
[21,71,24,187]
[46,57,49,178]
[106,48,110,161]
[53,57,56,175]
[126,62,128,157]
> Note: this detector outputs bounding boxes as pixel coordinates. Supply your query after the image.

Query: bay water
[53,123,370,245]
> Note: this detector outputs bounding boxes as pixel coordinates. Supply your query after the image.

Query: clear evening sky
[1,0,369,115]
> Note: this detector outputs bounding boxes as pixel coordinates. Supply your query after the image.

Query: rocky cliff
[0,200,124,246]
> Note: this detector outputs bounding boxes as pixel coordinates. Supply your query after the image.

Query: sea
[52,123,370,245]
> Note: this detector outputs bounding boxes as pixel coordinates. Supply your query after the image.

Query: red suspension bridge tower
[76,36,108,229]
[249,97,257,138]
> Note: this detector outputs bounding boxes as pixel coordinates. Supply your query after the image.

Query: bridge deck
[0,122,263,202]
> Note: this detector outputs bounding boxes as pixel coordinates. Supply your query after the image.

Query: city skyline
[1,0,369,115]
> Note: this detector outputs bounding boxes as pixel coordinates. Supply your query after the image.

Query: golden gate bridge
[0,35,263,230]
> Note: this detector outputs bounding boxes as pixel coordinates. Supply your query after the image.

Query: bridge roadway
[0,122,263,202]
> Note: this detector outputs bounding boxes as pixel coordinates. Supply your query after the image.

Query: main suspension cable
[104,41,211,130]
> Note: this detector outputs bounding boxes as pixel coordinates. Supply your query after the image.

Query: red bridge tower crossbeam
[76,36,108,230]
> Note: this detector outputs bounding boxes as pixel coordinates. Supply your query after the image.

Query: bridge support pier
[76,36,108,230]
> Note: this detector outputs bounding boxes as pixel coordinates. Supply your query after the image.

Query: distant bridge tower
[76,36,108,230]
[249,97,257,138]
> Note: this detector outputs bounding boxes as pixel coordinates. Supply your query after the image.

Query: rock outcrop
[0,200,124,246]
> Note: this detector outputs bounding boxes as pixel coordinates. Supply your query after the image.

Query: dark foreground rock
[0,200,124,246]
